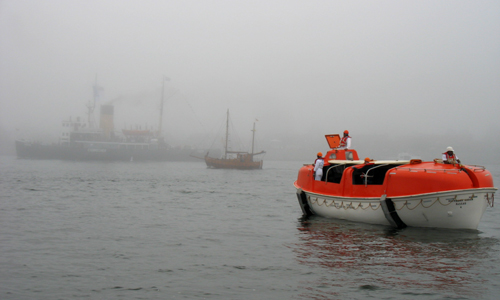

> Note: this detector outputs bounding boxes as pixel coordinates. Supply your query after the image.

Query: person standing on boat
[314,152,324,181]
[442,147,461,164]
[339,130,351,149]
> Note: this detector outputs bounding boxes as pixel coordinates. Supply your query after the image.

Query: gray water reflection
[292,216,498,299]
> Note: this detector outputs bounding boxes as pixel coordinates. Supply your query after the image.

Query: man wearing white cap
[442,147,461,164]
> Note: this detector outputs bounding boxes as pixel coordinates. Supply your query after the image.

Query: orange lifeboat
[294,134,497,229]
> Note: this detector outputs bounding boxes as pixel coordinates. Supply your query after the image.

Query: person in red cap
[339,130,351,149]
[314,152,324,181]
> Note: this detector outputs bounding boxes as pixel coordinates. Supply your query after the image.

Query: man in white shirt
[314,152,324,181]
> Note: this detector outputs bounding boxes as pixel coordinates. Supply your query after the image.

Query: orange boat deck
[296,155,494,199]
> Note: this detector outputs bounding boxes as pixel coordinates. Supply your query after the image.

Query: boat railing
[324,164,353,183]
[318,163,488,183]
[325,164,340,180]
[363,164,389,186]
[465,165,487,171]
[395,164,487,173]
[394,167,460,174]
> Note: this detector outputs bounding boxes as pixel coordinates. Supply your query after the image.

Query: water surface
[1,157,499,299]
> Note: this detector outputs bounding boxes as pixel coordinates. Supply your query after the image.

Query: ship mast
[224,109,229,159]
[88,76,99,128]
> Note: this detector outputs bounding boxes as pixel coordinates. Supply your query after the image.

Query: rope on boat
[309,197,381,210]
[402,197,455,210]
[308,193,488,211]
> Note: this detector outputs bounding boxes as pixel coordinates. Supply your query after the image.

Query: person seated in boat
[338,130,351,149]
[442,147,461,164]
[314,152,324,181]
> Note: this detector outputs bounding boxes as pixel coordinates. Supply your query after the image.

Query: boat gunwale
[327,159,411,165]
[294,181,498,201]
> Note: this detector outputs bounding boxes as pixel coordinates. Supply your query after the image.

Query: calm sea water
[1,156,500,300]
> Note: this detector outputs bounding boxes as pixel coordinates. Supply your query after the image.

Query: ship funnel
[100,105,114,138]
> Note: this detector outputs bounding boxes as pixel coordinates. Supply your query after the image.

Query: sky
[1,0,499,162]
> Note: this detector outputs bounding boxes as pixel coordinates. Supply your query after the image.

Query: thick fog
[1,1,499,163]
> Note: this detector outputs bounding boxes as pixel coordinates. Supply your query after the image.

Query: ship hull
[295,187,495,229]
[15,140,199,162]
[204,156,263,169]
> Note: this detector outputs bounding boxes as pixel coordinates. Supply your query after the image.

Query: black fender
[380,194,407,229]
[296,189,313,216]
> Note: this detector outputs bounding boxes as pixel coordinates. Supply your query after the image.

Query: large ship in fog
[15,79,202,161]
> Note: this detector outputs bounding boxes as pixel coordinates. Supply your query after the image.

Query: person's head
[446,146,454,155]
[344,130,349,136]
[317,152,322,158]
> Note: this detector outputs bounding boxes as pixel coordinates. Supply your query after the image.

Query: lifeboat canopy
[323,134,359,161]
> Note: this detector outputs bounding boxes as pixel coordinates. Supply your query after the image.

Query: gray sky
[1,0,499,160]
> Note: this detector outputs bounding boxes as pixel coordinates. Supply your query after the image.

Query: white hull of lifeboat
[297,188,496,230]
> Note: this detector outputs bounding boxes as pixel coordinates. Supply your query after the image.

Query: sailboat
[204,110,265,169]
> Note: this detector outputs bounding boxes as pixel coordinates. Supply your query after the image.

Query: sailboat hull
[205,155,263,169]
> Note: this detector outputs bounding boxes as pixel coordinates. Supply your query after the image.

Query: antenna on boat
[88,75,100,128]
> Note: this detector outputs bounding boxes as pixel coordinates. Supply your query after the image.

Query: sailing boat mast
[251,121,256,156]
[224,109,229,159]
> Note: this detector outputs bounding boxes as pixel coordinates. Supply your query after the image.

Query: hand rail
[394,167,462,173]
[363,164,389,186]
[324,164,350,183]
